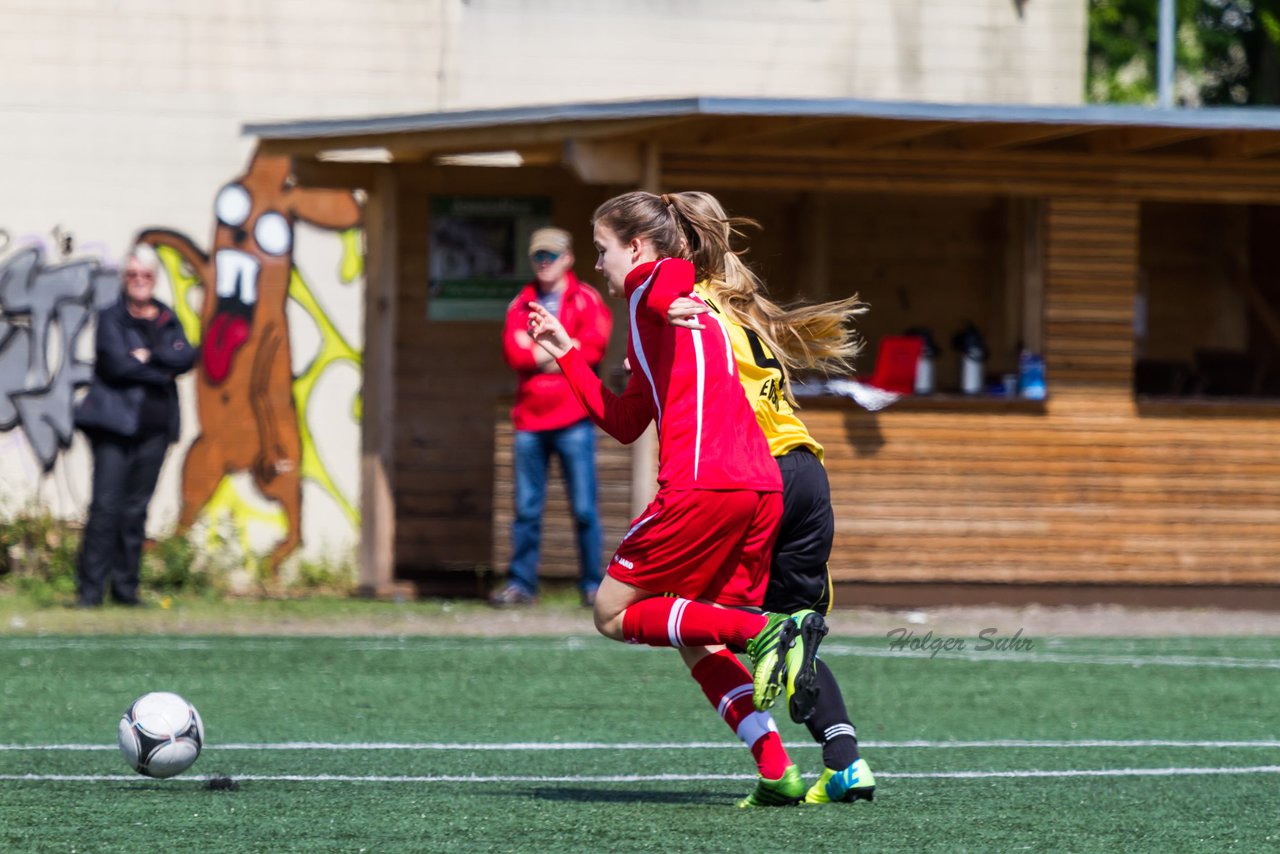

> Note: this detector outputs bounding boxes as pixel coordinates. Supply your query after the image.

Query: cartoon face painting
[139,153,362,571]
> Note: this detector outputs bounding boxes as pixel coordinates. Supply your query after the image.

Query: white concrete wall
[0,0,445,254]
[446,0,1085,108]
[0,0,1085,566]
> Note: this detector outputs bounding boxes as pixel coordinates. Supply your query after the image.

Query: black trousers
[76,430,169,605]
[762,447,836,614]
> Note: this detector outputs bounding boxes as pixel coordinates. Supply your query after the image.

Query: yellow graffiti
[155,246,204,345]
[158,243,364,552]
[289,266,362,527]
[201,476,287,569]
[339,228,364,283]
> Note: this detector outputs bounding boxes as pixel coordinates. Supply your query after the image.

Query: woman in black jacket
[73,246,197,607]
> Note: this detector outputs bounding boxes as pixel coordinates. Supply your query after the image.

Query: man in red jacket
[494,228,613,607]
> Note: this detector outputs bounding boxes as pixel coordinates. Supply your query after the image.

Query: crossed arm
[94,313,180,386]
[526,301,654,444]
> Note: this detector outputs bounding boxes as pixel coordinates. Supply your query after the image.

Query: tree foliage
[1088,0,1280,105]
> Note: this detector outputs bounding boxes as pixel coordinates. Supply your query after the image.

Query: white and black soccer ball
[117,692,205,779]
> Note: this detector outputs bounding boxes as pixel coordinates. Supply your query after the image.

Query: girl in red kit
[526,190,826,806]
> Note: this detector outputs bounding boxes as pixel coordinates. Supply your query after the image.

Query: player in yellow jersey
[662,192,877,806]
[691,284,834,617]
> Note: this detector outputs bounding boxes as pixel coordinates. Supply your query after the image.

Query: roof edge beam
[839,120,955,150]
[255,117,687,160]
[290,159,381,189]
[1209,131,1280,158]
[1089,126,1214,154]
[563,139,644,184]
[956,123,1090,151]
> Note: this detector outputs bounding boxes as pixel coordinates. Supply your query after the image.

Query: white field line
[5,637,1280,670]
[5,766,1280,784]
[0,639,595,654]
[4,739,1280,752]
[821,644,1280,670]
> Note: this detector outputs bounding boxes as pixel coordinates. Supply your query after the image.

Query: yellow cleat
[804,758,877,804]
[785,610,828,724]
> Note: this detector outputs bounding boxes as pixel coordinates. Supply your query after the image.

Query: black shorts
[762,447,834,615]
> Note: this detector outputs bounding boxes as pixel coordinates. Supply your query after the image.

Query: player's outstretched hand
[667,296,709,329]
[527,301,574,359]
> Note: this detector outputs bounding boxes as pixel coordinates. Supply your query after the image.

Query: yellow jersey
[694,283,823,461]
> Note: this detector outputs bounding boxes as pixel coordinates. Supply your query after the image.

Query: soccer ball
[117,692,205,779]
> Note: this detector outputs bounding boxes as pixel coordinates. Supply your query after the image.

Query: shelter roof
[246,95,1280,162]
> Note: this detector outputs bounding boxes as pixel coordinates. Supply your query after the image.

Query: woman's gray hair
[125,243,160,272]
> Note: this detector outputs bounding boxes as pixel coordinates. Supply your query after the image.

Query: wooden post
[1021,198,1045,355]
[1042,197,1137,399]
[1002,198,1045,364]
[358,166,406,598]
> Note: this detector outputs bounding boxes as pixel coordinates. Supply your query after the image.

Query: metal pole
[1157,0,1175,108]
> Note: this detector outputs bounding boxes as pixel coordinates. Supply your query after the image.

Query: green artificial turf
[2,634,1278,852]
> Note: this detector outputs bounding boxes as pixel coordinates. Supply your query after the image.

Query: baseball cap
[528,227,572,257]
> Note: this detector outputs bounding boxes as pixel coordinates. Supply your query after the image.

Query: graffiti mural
[0,239,118,472]
[140,152,363,572]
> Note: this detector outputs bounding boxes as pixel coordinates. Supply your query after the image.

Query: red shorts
[608,488,783,607]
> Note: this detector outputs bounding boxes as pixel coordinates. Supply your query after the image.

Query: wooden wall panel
[390,165,629,577]
[803,197,1280,589]
[388,165,1280,592]
[807,403,1280,587]
[664,149,1280,204]
[1043,199,1138,391]
[821,193,1016,379]
[1140,202,1256,368]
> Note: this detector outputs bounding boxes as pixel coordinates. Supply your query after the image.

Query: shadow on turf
[120,778,239,793]
[520,786,731,805]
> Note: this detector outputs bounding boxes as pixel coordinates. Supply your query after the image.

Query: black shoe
[488,584,537,607]
[580,588,598,608]
[787,610,829,724]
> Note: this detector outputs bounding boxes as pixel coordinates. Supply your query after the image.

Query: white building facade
[0,0,1085,569]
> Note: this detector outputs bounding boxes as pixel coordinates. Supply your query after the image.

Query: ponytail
[593,190,866,403]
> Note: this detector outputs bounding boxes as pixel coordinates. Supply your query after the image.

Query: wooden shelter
[248,97,1280,607]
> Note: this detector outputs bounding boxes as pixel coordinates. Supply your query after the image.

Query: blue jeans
[508,419,602,595]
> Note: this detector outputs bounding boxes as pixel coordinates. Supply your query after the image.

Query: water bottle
[1019,351,1046,400]
[905,327,939,395]
[951,323,988,395]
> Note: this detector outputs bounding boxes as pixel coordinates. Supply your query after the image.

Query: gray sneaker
[489,584,537,607]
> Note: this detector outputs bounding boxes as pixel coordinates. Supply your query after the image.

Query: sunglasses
[531,250,561,265]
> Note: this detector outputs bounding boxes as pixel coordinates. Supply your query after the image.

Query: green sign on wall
[428,196,551,321]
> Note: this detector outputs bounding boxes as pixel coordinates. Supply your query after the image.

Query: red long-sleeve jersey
[503,272,612,431]
[557,258,780,493]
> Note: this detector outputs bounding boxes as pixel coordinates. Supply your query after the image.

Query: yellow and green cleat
[744,612,797,713]
[785,610,828,724]
[746,609,829,716]
[804,758,877,804]
[737,764,807,808]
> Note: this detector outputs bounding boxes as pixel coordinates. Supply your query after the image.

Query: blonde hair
[592,191,865,402]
